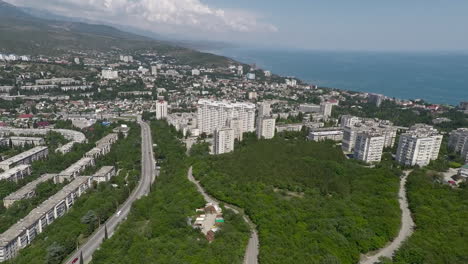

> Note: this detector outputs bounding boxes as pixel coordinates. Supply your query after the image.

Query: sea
[207,47,468,106]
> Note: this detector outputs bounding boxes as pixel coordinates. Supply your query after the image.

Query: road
[64,118,156,264]
[360,170,415,264]
[187,167,259,264]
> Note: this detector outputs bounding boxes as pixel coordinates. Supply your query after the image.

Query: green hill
[0,0,233,66]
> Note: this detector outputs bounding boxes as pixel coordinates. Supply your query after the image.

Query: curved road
[360,170,415,264]
[187,167,259,264]
[64,118,156,264]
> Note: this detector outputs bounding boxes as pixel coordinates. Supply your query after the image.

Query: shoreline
[206,47,466,107]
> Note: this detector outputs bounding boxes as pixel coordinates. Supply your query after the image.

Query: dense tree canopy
[192,137,402,264]
[382,169,468,264]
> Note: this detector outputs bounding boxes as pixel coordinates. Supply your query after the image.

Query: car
[72,257,79,264]
[117,210,122,216]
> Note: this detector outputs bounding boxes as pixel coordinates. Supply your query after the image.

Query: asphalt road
[64,118,156,264]
[187,167,259,264]
[360,170,415,264]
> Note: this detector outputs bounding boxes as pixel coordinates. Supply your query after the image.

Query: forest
[91,120,250,264]
[5,122,141,264]
[192,136,402,264]
[380,169,468,264]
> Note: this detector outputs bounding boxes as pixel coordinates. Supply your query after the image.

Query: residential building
[276,123,303,133]
[197,99,255,135]
[156,100,168,120]
[257,102,271,118]
[0,147,48,171]
[0,165,31,183]
[368,93,385,107]
[3,174,57,208]
[93,166,116,182]
[299,104,321,113]
[213,128,235,155]
[228,118,244,141]
[340,115,361,128]
[257,117,276,139]
[458,164,468,180]
[56,157,95,183]
[320,102,334,119]
[101,69,119,80]
[396,124,443,167]
[448,128,468,162]
[341,117,397,152]
[308,128,343,142]
[9,137,44,147]
[0,177,92,262]
[354,131,385,163]
[151,65,158,76]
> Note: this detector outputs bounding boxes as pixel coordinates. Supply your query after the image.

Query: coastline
[205,47,467,107]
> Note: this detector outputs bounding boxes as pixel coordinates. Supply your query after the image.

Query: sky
[5,0,468,51]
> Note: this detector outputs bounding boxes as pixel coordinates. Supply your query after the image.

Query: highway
[64,118,156,264]
[187,167,259,264]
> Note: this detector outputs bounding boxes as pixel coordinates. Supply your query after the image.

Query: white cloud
[7,0,277,34]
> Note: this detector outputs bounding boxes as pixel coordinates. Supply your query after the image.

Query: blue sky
[7,0,468,51]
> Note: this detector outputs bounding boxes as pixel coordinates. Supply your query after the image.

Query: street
[64,118,156,264]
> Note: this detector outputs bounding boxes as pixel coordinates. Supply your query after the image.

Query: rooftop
[4,174,56,201]
[0,176,91,246]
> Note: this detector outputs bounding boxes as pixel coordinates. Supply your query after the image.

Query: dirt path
[360,170,415,264]
[187,167,259,264]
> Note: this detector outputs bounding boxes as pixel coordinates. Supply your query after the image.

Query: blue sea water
[209,48,468,106]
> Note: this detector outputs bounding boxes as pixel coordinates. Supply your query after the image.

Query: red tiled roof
[18,114,33,118]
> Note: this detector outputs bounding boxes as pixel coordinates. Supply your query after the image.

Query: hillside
[0,0,233,66]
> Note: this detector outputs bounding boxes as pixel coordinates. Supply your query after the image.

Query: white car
[117,210,122,216]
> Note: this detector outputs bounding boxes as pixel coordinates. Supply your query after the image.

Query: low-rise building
[93,166,116,182]
[9,137,45,147]
[308,128,343,142]
[276,123,303,133]
[0,165,31,183]
[56,157,95,183]
[0,177,92,262]
[3,174,56,208]
[0,147,48,171]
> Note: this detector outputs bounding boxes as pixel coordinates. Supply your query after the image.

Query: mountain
[0,0,233,66]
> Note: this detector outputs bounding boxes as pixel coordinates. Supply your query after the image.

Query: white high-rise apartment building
[257,102,271,118]
[340,115,361,128]
[448,128,468,162]
[396,124,443,167]
[156,100,168,120]
[214,128,235,155]
[320,102,333,119]
[197,99,255,135]
[151,66,158,76]
[354,132,385,163]
[257,117,276,139]
[341,117,397,152]
[229,118,244,142]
